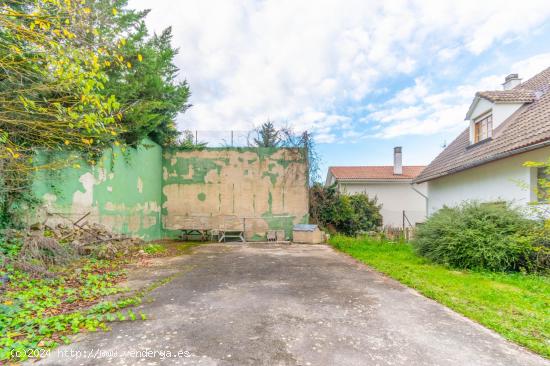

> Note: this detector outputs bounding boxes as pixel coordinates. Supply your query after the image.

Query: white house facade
[415,69,550,214]
[426,146,550,214]
[326,147,427,227]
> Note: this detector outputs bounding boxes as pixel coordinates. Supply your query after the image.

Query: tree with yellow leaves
[0,0,125,226]
[0,0,191,227]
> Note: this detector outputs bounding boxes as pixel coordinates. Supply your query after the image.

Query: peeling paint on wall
[162,147,309,240]
[31,144,309,242]
[33,138,163,240]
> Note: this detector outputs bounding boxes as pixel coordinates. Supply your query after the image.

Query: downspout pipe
[410,182,428,219]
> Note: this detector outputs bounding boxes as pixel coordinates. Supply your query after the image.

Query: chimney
[502,73,522,90]
[393,146,402,175]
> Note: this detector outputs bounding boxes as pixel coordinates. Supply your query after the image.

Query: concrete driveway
[36,243,548,366]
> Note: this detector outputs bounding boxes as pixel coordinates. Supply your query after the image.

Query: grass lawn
[330,235,550,358]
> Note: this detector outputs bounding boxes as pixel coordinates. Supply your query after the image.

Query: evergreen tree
[253,121,281,147]
[83,0,191,146]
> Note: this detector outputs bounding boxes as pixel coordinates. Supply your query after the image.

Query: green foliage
[0,174,41,230]
[0,0,126,228]
[143,243,166,255]
[309,183,382,235]
[0,0,124,155]
[173,130,208,150]
[330,235,550,358]
[0,257,178,362]
[524,158,550,205]
[0,0,191,229]
[92,0,191,147]
[282,129,321,184]
[249,123,320,184]
[0,237,22,259]
[0,260,126,361]
[413,202,546,272]
[252,121,281,147]
[521,221,550,273]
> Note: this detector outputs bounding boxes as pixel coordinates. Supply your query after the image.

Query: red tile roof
[517,67,550,91]
[415,67,550,183]
[329,166,426,181]
[476,89,535,103]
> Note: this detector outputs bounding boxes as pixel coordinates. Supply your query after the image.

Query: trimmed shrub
[413,202,537,272]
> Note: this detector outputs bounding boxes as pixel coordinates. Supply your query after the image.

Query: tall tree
[0,0,127,227]
[0,0,191,227]
[83,0,191,146]
[0,0,124,158]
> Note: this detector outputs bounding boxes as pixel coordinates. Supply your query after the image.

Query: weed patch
[142,243,167,255]
[0,257,184,362]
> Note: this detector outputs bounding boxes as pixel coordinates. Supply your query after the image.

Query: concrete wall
[339,181,427,227]
[33,139,163,240]
[427,146,550,214]
[31,145,309,241]
[162,147,309,240]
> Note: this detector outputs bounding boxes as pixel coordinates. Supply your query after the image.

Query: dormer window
[473,113,492,143]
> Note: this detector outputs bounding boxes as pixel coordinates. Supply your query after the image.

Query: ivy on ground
[0,257,168,362]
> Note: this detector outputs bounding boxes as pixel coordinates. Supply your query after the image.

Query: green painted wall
[31,145,309,242]
[162,147,309,241]
[33,139,163,240]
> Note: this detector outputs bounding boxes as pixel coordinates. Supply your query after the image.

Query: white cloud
[437,47,461,61]
[369,106,426,124]
[390,79,430,105]
[370,53,550,138]
[127,0,550,142]
[374,105,468,138]
[512,52,550,80]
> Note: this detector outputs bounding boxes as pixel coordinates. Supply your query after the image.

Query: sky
[128,0,550,179]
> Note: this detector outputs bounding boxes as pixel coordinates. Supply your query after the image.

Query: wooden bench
[164,215,246,243]
[176,216,210,241]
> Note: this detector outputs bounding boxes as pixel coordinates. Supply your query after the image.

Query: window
[473,113,492,143]
[537,167,550,203]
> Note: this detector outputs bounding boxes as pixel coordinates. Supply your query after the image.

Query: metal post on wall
[231,131,234,146]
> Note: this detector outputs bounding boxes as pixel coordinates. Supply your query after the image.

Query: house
[414,68,550,214]
[326,147,427,227]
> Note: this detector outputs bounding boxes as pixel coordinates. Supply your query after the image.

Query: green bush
[413,202,539,272]
[522,222,550,272]
[309,183,382,236]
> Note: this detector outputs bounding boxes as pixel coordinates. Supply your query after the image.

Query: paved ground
[35,243,548,366]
